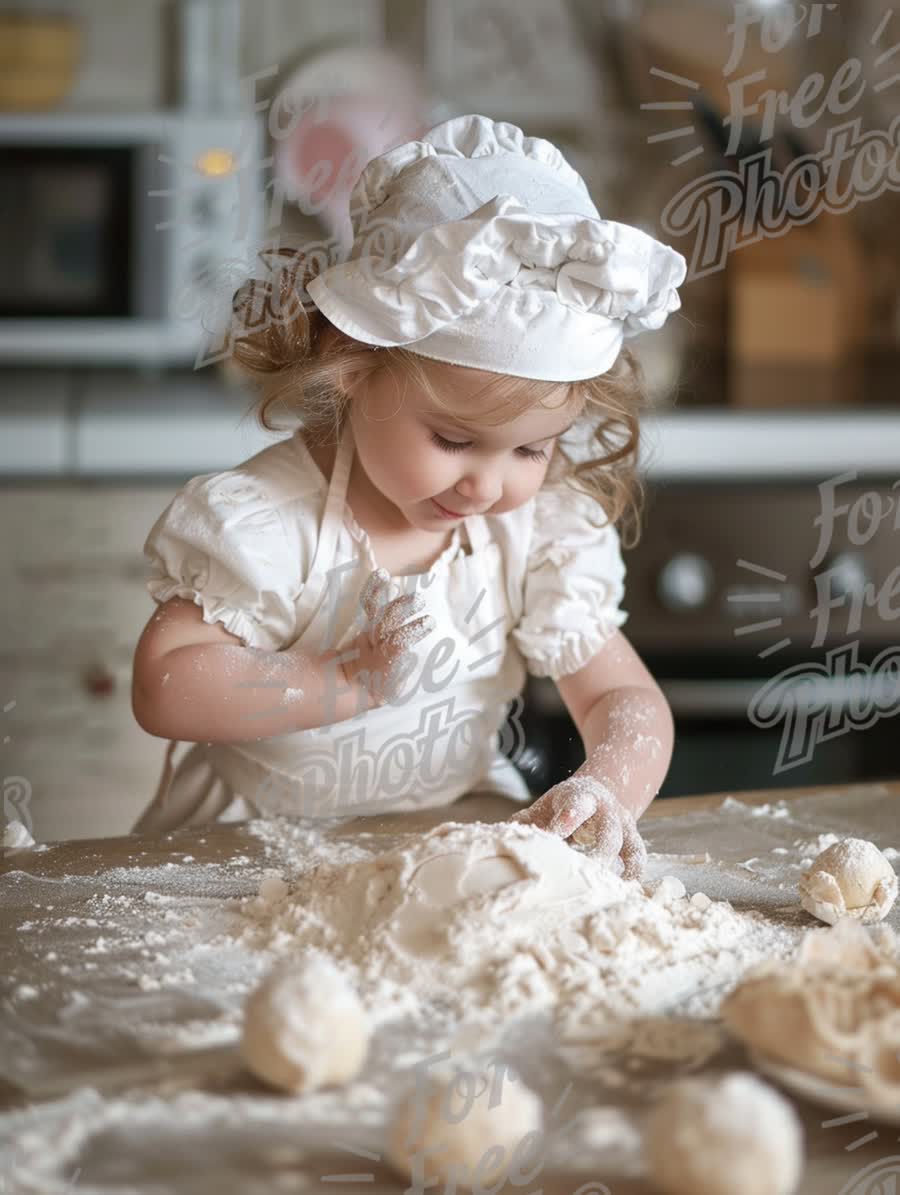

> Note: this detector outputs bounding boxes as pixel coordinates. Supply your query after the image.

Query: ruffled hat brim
[305,114,687,381]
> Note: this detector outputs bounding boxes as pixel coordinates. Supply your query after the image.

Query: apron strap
[288,418,357,649]
[132,741,235,835]
[463,513,491,554]
[305,417,355,582]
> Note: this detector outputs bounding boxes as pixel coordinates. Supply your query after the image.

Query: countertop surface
[2,779,899,1193]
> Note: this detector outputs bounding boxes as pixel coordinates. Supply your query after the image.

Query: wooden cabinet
[1,485,177,842]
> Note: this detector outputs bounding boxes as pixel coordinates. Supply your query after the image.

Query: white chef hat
[305,114,687,382]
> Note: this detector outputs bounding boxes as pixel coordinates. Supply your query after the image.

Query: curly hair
[228,249,651,548]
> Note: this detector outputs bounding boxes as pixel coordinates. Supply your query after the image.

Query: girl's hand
[509,775,647,880]
[341,568,436,707]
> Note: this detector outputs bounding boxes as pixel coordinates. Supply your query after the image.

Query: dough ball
[644,1073,803,1195]
[241,956,370,1093]
[798,837,898,926]
[386,1067,543,1190]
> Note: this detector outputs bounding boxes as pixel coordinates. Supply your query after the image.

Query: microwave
[0,110,265,367]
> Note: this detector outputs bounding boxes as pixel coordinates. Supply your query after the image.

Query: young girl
[131,113,686,880]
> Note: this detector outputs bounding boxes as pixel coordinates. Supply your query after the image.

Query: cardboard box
[728,211,868,368]
[728,354,866,408]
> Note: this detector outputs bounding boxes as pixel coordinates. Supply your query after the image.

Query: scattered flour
[3,799,880,1193]
[2,819,35,851]
[720,798,792,820]
[794,833,842,856]
[235,819,799,1040]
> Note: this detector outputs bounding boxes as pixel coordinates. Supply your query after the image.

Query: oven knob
[191,193,216,223]
[190,252,215,287]
[820,552,870,601]
[657,552,714,612]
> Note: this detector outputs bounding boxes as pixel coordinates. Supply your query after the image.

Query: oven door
[652,666,900,796]
[518,664,900,799]
[0,144,160,320]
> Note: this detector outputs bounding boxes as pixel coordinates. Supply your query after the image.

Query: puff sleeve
[511,483,629,680]
[144,471,300,652]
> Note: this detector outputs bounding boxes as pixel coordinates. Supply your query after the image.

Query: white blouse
[144,428,629,681]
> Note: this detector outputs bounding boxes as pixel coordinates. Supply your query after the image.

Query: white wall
[57,0,387,110]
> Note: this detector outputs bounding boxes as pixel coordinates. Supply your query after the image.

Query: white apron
[133,420,531,834]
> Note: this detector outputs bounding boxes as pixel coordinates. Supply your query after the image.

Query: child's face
[347,358,579,530]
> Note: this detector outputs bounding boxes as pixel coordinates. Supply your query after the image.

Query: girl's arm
[133,577,434,745]
[556,631,674,821]
[511,631,674,846]
[132,598,367,744]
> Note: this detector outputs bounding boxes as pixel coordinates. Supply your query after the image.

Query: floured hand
[342,568,435,706]
[509,775,647,880]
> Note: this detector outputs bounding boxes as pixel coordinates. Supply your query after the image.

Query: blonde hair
[229,250,651,547]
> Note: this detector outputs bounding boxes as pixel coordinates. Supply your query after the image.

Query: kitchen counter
[1,362,900,481]
[2,778,899,1193]
[642,777,900,816]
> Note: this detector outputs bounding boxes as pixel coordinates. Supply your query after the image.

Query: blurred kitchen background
[2,0,899,841]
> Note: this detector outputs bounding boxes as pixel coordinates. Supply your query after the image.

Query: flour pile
[236,820,798,1037]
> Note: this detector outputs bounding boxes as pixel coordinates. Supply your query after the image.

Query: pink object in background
[271,46,432,250]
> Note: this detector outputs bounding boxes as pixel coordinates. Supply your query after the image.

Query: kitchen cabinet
[0,486,175,842]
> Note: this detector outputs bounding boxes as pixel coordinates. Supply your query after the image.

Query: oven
[516,477,900,799]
